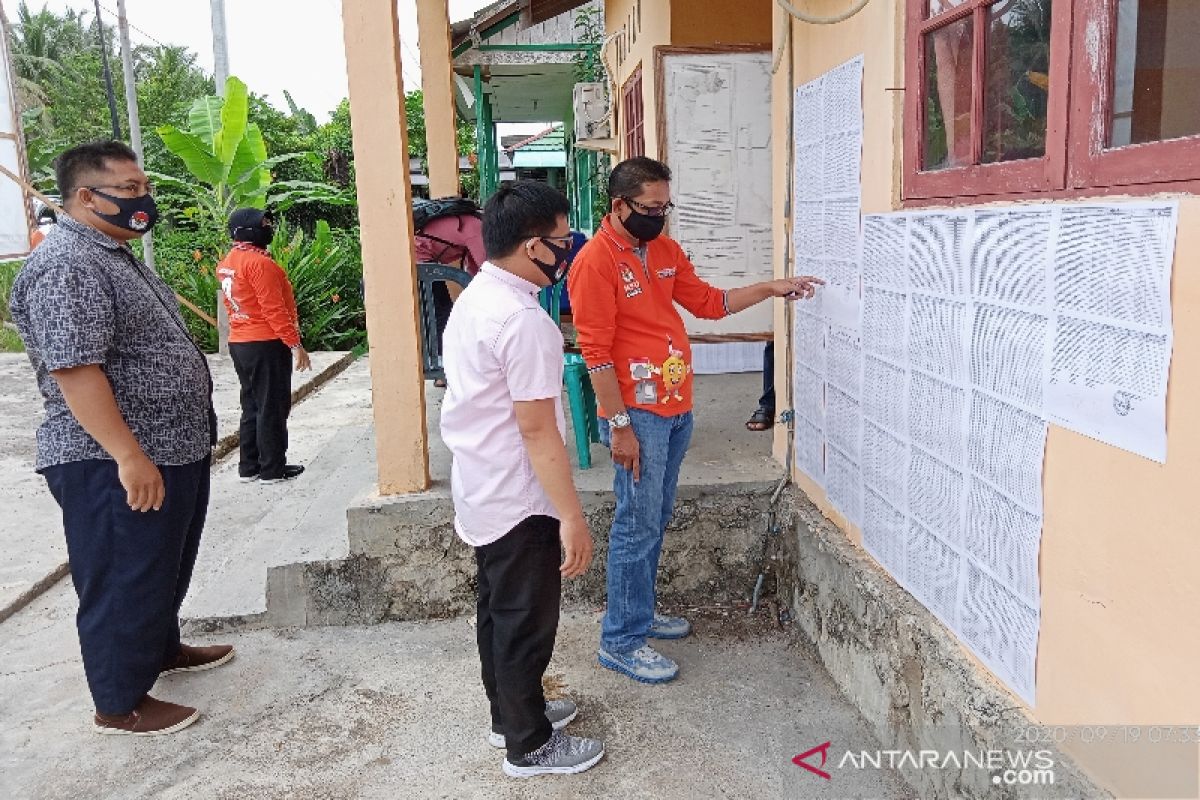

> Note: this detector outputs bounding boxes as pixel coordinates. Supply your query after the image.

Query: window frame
[903,0,1073,201]
[622,65,646,159]
[1068,0,1200,191]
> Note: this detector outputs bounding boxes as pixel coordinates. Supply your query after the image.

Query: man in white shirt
[440,180,604,778]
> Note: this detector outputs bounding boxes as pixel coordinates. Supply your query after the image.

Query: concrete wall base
[186,480,782,633]
[775,489,1109,799]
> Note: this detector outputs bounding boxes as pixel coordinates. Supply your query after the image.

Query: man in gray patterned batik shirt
[10,141,234,736]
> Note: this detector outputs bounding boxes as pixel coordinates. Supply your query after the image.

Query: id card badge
[629,358,654,381]
[635,380,659,405]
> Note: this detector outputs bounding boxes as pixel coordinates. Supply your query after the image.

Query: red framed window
[904,0,1072,200]
[622,66,646,158]
[905,0,1200,201]
[1069,0,1200,190]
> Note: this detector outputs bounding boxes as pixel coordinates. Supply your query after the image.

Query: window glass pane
[1110,0,1200,147]
[923,18,975,171]
[929,0,971,18]
[982,0,1051,164]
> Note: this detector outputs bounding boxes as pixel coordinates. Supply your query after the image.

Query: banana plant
[154,76,352,237]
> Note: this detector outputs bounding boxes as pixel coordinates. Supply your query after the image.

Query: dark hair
[482,180,570,259]
[608,156,671,200]
[54,140,139,199]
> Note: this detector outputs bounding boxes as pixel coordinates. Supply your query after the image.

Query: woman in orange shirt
[218,209,311,483]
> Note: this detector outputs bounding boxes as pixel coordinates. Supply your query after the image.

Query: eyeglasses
[539,234,575,249]
[621,196,674,217]
[89,182,155,197]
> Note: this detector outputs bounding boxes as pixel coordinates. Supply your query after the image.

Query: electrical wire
[776,0,873,25]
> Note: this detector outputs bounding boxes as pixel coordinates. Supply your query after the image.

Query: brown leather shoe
[160,643,235,676]
[94,695,199,736]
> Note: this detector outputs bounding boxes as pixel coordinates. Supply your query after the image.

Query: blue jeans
[599,409,693,653]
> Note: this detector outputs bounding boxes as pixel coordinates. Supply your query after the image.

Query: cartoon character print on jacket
[656,338,690,404]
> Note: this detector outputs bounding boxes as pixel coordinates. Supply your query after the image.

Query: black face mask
[621,207,666,242]
[90,190,159,235]
[531,238,573,284]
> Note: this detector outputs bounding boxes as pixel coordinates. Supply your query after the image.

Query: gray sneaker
[647,613,692,640]
[597,644,679,683]
[487,699,578,748]
[503,729,605,777]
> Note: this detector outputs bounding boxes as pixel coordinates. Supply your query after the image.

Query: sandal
[746,406,774,431]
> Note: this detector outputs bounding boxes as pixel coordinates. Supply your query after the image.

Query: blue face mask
[532,237,574,284]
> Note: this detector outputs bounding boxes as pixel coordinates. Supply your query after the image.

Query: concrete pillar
[416,0,460,198]
[342,0,430,495]
[771,3,792,467]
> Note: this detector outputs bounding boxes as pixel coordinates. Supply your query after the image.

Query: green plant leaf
[227,123,270,208]
[215,76,249,171]
[187,96,224,148]
[156,126,225,185]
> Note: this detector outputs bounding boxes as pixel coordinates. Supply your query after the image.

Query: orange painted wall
[670,0,772,47]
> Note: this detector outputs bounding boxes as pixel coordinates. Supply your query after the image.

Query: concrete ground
[0,352,351,620]
[1,580,910,800]
[1,356,914,797]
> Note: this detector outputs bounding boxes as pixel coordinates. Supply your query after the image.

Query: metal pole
[210,0,230,351]
[115,0,154,270]
[210,0,229,95]
[92,0,122,139]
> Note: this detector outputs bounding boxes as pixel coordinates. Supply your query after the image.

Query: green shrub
[149,227,224,351]
[269,220,366,351]
[1,259,25,353]
[1,258,21,324]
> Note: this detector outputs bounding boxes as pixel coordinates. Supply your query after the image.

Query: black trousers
[475,515,562,760]
[230,339,293,478]
[759,341,776,411]
[43,457,210,715]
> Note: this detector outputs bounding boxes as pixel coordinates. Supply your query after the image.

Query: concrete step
[180,358,375,628]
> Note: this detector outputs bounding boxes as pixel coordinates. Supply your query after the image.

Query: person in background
[217,208,310,484]
[10,140,231,736]
[567,156,823,684]
[441,181,605,778]
[29,205,57,248]
[745,341,775,431]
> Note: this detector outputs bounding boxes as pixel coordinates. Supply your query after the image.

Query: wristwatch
[610,412,632,429]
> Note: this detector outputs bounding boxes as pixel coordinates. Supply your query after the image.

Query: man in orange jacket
[218,209,311,483]
[567,157,823,684]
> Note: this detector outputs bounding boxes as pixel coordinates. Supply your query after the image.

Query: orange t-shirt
[216,243,301,347]
[567,216,727,417]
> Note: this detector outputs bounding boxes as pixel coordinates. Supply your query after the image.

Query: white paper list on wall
[1046,204,1178,462]
[830,201,1178,705]
[855,208,1050,704]
[790,54,865,517]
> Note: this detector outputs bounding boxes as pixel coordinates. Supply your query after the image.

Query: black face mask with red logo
[90,189,159,235]
[531,237,574,284]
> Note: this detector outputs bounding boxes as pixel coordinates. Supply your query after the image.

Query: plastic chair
[563,353,601,469]
[417,262,472,380]
[539,283,600,469]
